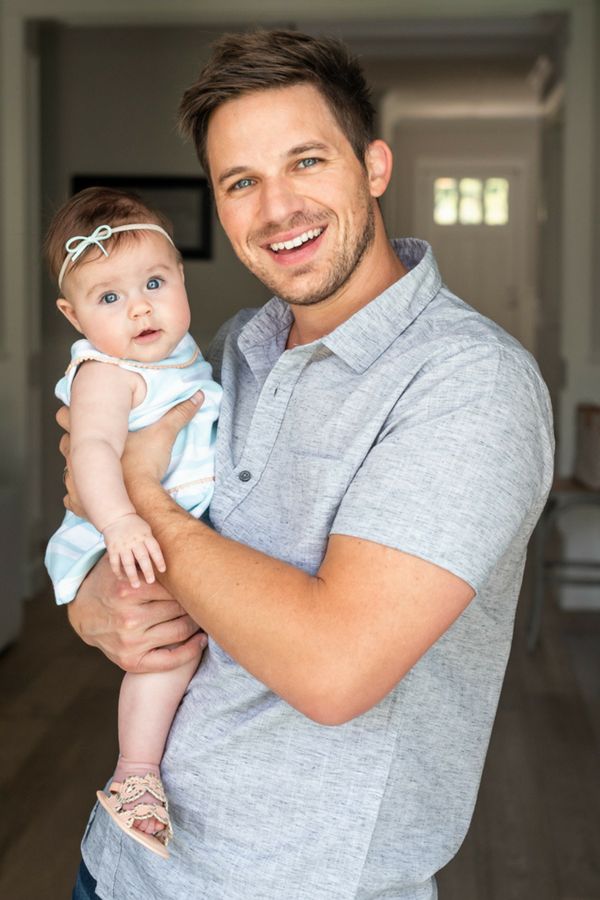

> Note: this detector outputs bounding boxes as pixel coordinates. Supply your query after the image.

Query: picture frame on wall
[71,175,212,260]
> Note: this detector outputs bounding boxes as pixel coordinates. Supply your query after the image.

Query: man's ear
[56,298,83,334]
[364,140,394,199]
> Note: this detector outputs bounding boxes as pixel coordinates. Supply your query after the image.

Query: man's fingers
[140,631,208,673]
[145,612,201,647]
[163,391,204,436]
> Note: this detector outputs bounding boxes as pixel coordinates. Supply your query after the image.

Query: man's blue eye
[147,278,162,290]
[232,178,253,191]
[101,292,119,304]
[298,157,319,169]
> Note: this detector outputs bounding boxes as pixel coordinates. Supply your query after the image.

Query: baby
[44,186,222,859]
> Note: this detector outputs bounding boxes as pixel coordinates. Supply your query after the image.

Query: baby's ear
[178,262,185,284]
[56,298,83,334]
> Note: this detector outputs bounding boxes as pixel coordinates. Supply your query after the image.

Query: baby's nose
[130,294,152,316]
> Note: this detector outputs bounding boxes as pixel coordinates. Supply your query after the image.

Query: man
[66,30,554,900]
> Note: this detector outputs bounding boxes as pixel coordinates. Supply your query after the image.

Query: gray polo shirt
[83,239,554,899]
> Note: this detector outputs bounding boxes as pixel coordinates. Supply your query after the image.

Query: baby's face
[57,232,191,362]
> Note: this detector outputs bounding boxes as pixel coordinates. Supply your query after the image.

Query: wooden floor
[0,579,599,899]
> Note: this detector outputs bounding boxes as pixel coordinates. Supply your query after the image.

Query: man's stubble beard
[249,191,377,308]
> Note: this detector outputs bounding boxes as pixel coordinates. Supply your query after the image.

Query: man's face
[207,84,379,307]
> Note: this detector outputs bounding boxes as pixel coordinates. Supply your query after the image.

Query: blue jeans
[72,860,100,899]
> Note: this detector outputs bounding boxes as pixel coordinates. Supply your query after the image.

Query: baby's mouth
[135,328,160,340]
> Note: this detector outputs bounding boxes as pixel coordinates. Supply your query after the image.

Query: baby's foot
[106,760,172,841]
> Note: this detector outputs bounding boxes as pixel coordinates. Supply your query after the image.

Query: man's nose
[258,177,303,226]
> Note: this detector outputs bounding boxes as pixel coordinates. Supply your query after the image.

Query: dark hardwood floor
[0,577,599,899]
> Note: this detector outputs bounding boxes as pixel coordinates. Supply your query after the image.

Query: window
[433,177,509,226]
[483,178,509,225]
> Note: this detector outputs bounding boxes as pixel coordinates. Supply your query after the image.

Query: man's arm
[121,399,474,726]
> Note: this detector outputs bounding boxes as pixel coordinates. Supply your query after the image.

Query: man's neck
[286,236,407,349]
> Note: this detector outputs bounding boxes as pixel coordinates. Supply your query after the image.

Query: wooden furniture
[527,478,600,650]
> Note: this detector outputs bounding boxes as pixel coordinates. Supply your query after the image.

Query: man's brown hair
[178,29,375,178]
[44,186,176,286]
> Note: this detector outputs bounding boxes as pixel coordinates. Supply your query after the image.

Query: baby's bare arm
[65,367,165,587]
[69,360,142,532]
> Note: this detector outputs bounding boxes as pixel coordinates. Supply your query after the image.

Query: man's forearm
[123,410,475,724]
[128,474,342,719]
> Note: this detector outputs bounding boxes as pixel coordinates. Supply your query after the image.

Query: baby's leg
[111,654,201,836]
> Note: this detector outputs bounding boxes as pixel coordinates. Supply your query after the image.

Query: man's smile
[262,225,328,267]
[268,226,324,253]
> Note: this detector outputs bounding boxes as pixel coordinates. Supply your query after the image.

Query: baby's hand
[102,513,166,589]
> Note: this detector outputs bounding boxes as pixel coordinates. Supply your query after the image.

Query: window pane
[484,178,509,225]
[434,178,458,225]
[458,178,483,224]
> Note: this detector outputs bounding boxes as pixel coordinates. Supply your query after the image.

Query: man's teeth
[270,227,323,252]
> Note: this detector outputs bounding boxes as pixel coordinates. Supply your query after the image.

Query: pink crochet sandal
[96,772,173,860]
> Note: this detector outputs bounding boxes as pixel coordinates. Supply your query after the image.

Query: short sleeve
[331,344,554,592]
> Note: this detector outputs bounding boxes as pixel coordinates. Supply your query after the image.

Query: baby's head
[45,187,191,362]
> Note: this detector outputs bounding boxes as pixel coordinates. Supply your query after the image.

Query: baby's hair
[44,186,178,286]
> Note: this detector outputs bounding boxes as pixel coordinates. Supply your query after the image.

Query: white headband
[57,222,176,289]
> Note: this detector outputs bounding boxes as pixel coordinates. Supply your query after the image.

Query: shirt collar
[237,239,442,375]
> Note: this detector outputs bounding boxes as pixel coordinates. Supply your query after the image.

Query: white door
[415,161,530,346]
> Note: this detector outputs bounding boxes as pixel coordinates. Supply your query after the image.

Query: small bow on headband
[64,224,113,262]
[58,221,176,289]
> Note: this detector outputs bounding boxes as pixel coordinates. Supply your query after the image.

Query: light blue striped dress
[45,332,222,605]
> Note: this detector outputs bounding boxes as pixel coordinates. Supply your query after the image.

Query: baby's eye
[100,291,119,304]
[147,277,162,290]
[297,157,319,169]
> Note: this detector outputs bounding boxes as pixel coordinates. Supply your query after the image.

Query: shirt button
[238,470,252,482]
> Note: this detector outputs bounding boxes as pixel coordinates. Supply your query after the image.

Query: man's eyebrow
[286,142,330,157]
[217,166,250,187]
[217,142,332,187]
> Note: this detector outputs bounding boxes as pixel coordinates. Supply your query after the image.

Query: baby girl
[45,186,221,858]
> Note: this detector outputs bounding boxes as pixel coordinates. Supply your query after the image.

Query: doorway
[415,160,528,346]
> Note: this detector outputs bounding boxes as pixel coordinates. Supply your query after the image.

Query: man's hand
[57,391,203,511]
[57,405,85,516]
[67,553,207,673]
[120,391,205,488]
